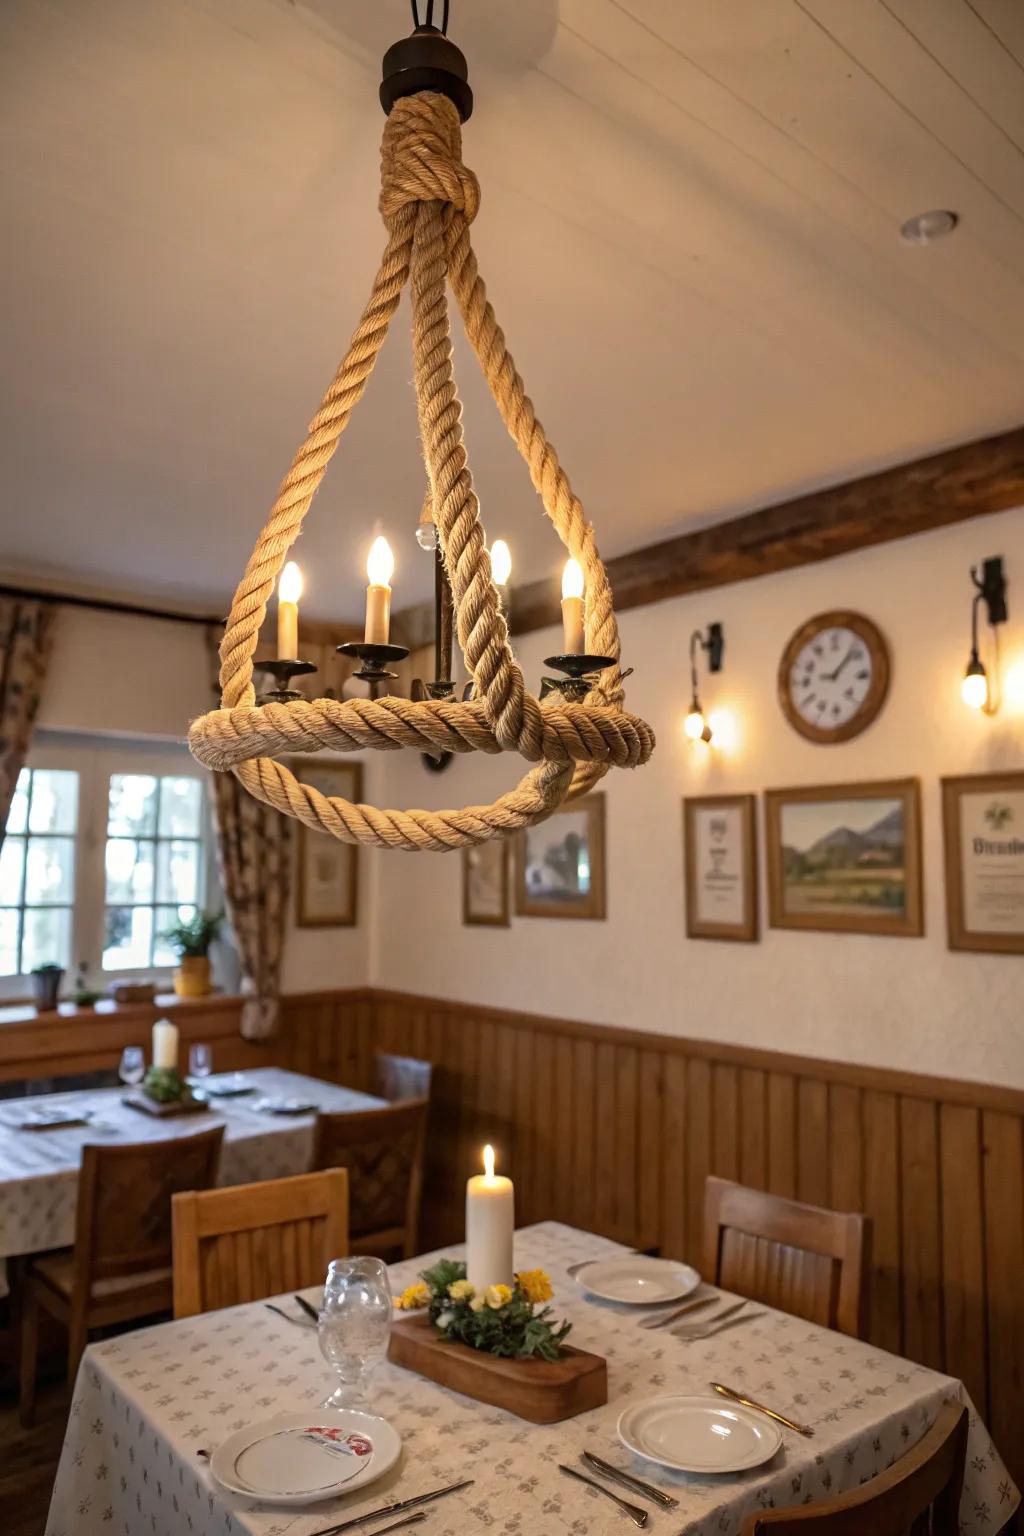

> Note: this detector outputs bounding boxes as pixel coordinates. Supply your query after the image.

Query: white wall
[372,506,1024,1088]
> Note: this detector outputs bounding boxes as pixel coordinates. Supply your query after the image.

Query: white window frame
[0,732,220,1001]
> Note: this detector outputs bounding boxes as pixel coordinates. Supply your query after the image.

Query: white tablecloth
[47,1222,1018,1536]
[0,1068,383,1265]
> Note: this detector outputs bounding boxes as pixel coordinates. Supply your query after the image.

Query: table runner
[46,1222,1017,1536]
[0,1068,382,1267]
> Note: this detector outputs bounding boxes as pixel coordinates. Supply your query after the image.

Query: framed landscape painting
[942,771,1024,955]
[683,794,759,942]
[292,758,362,927]
[765,779,922,937]
[462,838,510,927]
[514,793,606,920]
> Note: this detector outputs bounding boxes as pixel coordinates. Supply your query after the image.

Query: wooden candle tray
[122,1093,209,1118]
[388,1312,607,1423]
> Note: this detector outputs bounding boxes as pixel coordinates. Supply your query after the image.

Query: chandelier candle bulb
[276,561,303,661]
[151,1019,178,1071]
[466,1143,515,1293]
[561,558,585,653]
[364,536,395,644]
[491,540,512,589]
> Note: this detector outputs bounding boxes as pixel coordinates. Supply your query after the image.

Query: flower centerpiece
[395,1260,570,1361]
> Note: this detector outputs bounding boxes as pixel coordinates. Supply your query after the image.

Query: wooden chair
[313,1099,428,1259]
[704,1176,871,1338]
[374,1050,433,1103]
[172,1168,349,1318]
[743,1400,968,1536]
[18,1124,224,1424]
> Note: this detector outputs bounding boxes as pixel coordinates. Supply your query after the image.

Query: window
[103,774,205,970]
[0,768,79,975]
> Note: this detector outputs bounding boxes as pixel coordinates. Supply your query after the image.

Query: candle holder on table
[540,654,616,704]
[258,658,318,703]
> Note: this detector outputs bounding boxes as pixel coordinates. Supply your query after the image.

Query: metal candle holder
[337,641,410,685]
[541,653,616,703]
[259,658,318,703]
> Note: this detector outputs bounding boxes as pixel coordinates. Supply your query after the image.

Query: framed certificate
[683,794,758,942]
[942,772,1024,954]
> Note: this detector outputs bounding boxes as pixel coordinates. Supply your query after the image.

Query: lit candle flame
[483,1143,496,1178]
[367,535,395,587]
[490,540,512,588]
[561,557,584,600]
[278,560,303,603]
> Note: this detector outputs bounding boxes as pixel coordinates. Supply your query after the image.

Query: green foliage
[142,1065,191,1104]
[161,910,224,958]
[417,1259,571,1361]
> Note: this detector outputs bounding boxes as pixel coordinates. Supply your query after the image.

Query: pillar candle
[152,1018,179,1071]
[466,1144,515,1292]
[277,561,302,661]
[364,536,394,645]
[560,557,585,653]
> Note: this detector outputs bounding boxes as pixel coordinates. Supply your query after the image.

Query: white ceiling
[2,0,1024,619]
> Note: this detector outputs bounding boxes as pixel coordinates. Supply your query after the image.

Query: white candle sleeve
[151,1019,179,1071]
[465,1171,515,1292]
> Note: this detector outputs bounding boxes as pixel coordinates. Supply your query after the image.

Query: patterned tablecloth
[0,1068,383,1268]
[47,1222,1017,1536]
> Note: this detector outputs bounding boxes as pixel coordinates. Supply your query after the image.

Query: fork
[672,1309,763,1342]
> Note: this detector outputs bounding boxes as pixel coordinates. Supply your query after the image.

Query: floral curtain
[0,598,57,845]
[205,626,292,1040]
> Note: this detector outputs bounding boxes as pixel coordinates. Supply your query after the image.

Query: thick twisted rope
[189,91,653,849]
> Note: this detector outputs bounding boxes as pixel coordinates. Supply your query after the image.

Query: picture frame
[683,794,759,942]
[291,758,362,928]
[765,778,922,938]
[462,838,511,927]
[514,793,606,920]
[942,771,1024,955]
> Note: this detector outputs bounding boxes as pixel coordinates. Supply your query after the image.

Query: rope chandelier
[188,1,656,851]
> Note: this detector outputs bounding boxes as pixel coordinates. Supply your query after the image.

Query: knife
[309,1478,475,1536]
[580,1450,678,1508]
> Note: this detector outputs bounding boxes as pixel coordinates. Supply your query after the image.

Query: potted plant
[161,911,223,998]
[30,962,64,1011]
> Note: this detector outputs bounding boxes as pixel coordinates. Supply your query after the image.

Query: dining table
[45,1220,1018,1536]
[0,1066,384,1288]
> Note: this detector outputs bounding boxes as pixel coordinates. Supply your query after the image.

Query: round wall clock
[777,610,890,744]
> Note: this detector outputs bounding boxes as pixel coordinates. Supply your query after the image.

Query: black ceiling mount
[380,3,472,123]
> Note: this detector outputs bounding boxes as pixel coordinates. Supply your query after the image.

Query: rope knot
[380,93,480,229]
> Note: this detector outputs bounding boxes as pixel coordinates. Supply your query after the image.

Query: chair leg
[18,1281,40,1429]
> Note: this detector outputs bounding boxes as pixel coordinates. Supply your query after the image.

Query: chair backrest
[312,1099,428,1256]
[742,1401,968,1536]
[171,1168,349,1318]
[374,1051,433,1103]
[75,1125,224,1285]
[704,1176,870,1337]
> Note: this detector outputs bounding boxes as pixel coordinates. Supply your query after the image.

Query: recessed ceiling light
[900,209,959,245]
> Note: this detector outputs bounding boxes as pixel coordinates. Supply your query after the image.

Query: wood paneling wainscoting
[278,988,1024,1486]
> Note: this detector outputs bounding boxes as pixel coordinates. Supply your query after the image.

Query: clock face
[778,612,889,743]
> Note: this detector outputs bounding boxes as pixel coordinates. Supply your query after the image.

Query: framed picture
[462,838,510,927]
[292,758,362,927]
[683,794,758,942]
[765,778,922,937]
[514,793,606,920]
[942,771,1024,954]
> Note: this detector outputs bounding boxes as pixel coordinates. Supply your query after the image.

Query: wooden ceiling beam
[392,426,1024,649]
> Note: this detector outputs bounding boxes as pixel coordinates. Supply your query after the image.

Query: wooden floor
[0,1381,68,1536]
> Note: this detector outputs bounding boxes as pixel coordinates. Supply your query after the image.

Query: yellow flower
[484,1283,513,1310]
[395,1282,429,1311]
[516,1268,553,1305]
[469,1294,486,1313]
[448,1279,475,1302]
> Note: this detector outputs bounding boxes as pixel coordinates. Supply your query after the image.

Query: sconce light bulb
[367,535,395,587]
[561,557,584,601]
[491,539,512,588]
[684,705,706,742]
[278,560,303,604]
[961,660,988,710]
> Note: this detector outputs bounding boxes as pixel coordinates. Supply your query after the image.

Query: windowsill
[0,992,245,1028]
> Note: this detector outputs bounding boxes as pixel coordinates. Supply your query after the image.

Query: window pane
[107,774,157,836]
[153,904,198,967]
[0,836,25,906]
[105,838,155,903]
[103,906,153,970]
[157,840,199,904]
[0,909,20,976]
[6,770,30,836]
[24,836,75,905]
[23,906,72,971]
[158,777,202,837]
[28,770,78,834]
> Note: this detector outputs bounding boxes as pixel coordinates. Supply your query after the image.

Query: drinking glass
[188,1042,212,1080]
[318,1256,393,1409]
[118,1045,145,1088]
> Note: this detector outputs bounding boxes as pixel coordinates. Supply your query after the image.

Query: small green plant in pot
[162,911,223,999]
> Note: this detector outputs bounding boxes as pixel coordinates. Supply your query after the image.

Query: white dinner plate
[210,1409,401,1506]
[618,1394,782,1474]
[574,1256,700,1305]
[253,1096,317,1115]
[190,1074,254,1097]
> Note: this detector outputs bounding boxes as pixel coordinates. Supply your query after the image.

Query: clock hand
[822,646,856,682]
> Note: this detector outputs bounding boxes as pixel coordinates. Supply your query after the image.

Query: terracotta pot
[173,955,211,998]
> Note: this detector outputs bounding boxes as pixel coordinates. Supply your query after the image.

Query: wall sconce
[962,557,1007,714]
[684,622,724,744]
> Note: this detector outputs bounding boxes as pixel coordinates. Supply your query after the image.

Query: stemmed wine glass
[318,1256,393,1409]
[118,1046,145,1088]
[188,1042,212,1082]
